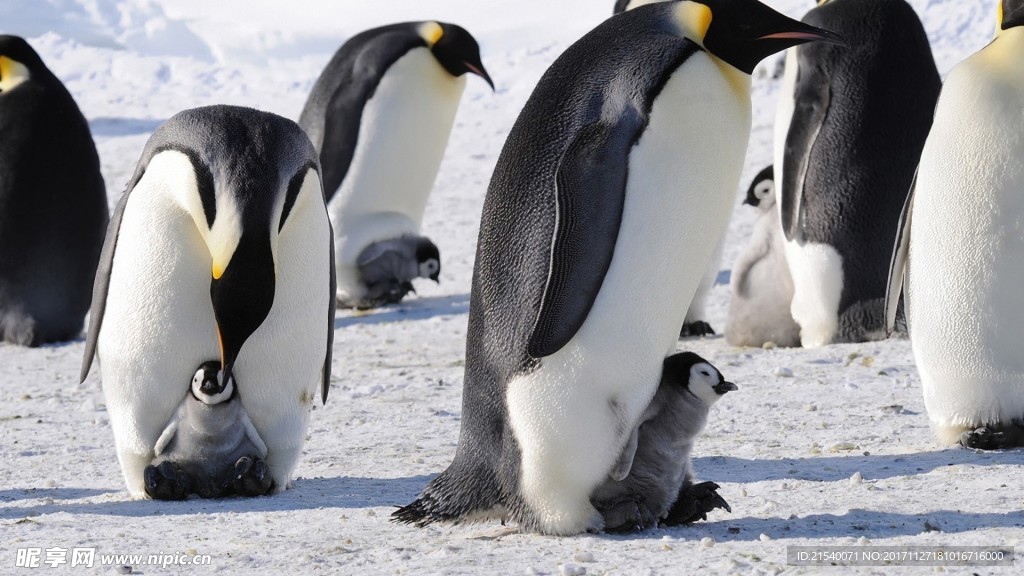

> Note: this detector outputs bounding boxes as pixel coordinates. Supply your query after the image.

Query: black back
[394,4,703,527]
[613,0,634,14]
[779,0,939,317]
[1004,0,1024,29]
[0,35,108,346]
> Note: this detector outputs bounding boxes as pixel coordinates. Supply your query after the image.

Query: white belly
[506,53,750,535]
[329,48,466,300]
[906,31,1024,442]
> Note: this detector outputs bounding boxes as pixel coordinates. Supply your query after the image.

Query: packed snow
[2,1,1021,574]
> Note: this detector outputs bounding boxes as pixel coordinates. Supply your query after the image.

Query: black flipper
[779,51,832,242]
[527,112,643,358]
[885,172,916,336]
[80,184,136,383]
[323,217,336,404]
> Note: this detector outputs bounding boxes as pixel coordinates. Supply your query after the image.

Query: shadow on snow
[334,294,470,330]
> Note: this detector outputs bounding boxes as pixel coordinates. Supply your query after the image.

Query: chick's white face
[419,258,440,279]
[688,362,725,407]
[753,179,775,205]
[191,367,234,406]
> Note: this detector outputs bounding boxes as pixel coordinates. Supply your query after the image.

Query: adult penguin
[81,105,335,497]
[394,1,842,535]
[299,21,492,309]
[775,0,940,347]
[887,1,1024,450]
[0,35,108,346]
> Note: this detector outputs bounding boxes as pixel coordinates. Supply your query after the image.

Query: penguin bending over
[145,361,270,500]
[393,0,841,535]
[774,0,939,347]
[887,0,1024,450]
[592,352,736,532]
[353,235,440,309]
[81,105,335,497]
[299,21,492,309]
[726,166,800,347]
[0,35,108,346]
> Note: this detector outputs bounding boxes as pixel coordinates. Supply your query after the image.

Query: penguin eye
[700,370,710,377]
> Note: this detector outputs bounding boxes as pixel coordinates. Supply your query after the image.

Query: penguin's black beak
[742,197,754,206]
[713,381,738,395]
[210,233,276,386]
[464,60,494,91]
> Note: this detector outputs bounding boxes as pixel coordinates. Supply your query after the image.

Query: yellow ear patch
[418,22,444,47]
[673,1,713,46]
[0,56,30,93]
[997,1,1004,35]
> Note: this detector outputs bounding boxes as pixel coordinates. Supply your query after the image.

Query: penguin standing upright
[0,35,108,346]
[774,0,939,347]
[81,105,335,497]
[393,0,841,535]
[887,1,1024,449]
[726,166,801,347]
[299,22,492,309]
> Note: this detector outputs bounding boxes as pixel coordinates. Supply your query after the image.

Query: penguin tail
[390,467,502,527]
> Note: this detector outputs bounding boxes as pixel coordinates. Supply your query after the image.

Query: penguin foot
[960,427,1007,450]
[596,498,658,533]
[230,456,273,497]
[662,481,730,525]
[680,321,715,338]
[143,461,192,500]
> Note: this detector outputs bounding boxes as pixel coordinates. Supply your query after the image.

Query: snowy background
[2,0,1022,574]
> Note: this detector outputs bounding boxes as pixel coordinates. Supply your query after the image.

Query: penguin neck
[980,26,1024,79]
[708,56,752,103]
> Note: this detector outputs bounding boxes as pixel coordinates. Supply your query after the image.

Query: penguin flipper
[153,414,180,457]
[527,115,640,358]
[240,409,269,458]
[609,428,640,482]
[779,55,832,242]
[323,218,337,404]
[80,186,134,383]
[885,172,916,336]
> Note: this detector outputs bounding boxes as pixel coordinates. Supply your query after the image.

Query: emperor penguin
[298,21,492,309]
[613,0,722,338]
[774,0,940,347]
[887,1,1024,450]
[80,105,336,498]
[393,0,842,535]
[0,35,108,346]
[726,166,801,347]
[146,362,270,500]
[591,352,736,532]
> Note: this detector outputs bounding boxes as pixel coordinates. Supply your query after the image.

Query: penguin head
[0,35,43,94]
[418,22,494,90]
[191,361,235,405]
[743,165,775,209]
[670,0,846,74]
[414,237,441,283]
[131,106,323,388]
[662,352,737,407]
[999,0,1024,32]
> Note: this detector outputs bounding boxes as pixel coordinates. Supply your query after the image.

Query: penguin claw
[230,455,273,497]
[662,481,730,526]
[143,461,191,501]
[960,427,1008,450]
[680,321,715,338]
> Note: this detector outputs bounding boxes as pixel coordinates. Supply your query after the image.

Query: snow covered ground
[2,0,1022,574]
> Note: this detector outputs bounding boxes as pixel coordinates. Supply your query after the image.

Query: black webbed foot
[144,461,192,501]
[230,456,274,497]
[597,498,658,534]
[680,321,715,338]
[662,481,730,525]
[961,427,1008,450]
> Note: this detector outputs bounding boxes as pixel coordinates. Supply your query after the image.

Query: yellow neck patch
[672,2,713,47]
[418,22,444,47]
[997,1,1004,36]
[0,56,30,93]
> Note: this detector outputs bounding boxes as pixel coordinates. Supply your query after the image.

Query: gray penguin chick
[591,352,736,532]
[347,235,440,309]
[144,361,271,499]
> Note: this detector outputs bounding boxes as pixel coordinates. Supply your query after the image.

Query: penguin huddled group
[5,0,1024,539]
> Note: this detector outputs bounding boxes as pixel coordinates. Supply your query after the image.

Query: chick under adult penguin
[0,35,108,346]
[81,105,336,498]
[394,0,842,535]
[299,21,492,309]
[775,0,940,347]
[887,0,1024,450]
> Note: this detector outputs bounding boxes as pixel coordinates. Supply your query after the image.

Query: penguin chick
[726,166,801,347]
[346,235,440,309]
[145,361,271,500]
[591,352,736,532]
